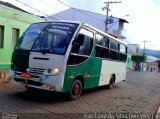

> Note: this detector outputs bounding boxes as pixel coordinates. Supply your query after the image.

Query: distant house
[0,1,45,69]
[146,56,158,72]
[48,8,128,40]
[147,61,158,72]
[126,44,140,70]
[127,44,140,54]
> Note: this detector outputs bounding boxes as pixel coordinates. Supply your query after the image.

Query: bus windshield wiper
[41,48,52,54]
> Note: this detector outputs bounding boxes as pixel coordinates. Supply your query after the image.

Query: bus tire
[108,75,115,89]
[69,79,82,100]
[25,86,36,91]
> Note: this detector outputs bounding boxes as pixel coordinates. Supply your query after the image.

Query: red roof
[150,61,158,66]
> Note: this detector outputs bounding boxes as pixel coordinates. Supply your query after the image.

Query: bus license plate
[20,73,31,78]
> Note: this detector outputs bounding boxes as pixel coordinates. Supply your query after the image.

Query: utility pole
[157,51,160,73]
[142,40,150,55]
[141,40,150,71]
[103,1,121,32]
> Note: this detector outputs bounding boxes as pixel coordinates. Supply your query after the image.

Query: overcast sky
[2,0,160,50]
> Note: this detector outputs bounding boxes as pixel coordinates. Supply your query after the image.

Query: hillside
[139,49,160,58]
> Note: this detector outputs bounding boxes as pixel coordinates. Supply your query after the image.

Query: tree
[131,54,147,63]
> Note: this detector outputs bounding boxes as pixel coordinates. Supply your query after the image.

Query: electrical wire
[56,0,105,22]
[14,0,49,16]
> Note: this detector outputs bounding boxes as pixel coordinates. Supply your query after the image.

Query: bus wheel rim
[73,84,80,95]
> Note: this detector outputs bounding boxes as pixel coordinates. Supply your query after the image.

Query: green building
[127,54,133,70]
[0,1,45,69]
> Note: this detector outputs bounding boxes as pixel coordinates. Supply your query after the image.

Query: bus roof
[33,20,127,46]
[82,23,127,46]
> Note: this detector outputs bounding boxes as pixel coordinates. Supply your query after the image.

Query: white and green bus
[10,21,127,100]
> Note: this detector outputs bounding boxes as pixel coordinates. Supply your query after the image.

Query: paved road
[0,71,160,119]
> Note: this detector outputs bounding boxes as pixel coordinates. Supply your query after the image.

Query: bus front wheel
[69,79,82,100]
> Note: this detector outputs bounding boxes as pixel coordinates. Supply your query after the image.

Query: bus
[10,21,127,100]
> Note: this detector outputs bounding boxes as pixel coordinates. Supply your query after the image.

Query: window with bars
[0,25,4,48]
[12,28,20,48]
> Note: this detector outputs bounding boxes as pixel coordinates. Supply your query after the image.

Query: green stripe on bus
[63,57,102,92]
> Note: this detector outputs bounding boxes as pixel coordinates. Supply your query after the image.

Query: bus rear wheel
[69,79,82,100]
[108,75,115,89]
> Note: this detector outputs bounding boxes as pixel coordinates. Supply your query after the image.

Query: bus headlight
[52,68,59,75]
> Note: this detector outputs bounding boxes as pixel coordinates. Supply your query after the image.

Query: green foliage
[131,54,147,63]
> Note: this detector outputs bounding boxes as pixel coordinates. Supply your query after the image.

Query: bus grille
[28,68,45,77]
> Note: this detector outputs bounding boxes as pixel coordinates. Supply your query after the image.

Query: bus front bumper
[9,70,62,92]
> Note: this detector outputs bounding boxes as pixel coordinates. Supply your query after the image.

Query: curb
[0,79,9,83]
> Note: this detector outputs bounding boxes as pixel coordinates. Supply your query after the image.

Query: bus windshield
[16,22,79,55]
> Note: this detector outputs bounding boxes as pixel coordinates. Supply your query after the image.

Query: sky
[1,0,160,50]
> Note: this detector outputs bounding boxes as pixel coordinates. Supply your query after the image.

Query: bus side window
[71,34,84,54]
[71,32,93,56]
[95,34,109,59]
[79,35,93,55]
[119,44,127,61]
[68,29,93,65]
[109,39,119,60]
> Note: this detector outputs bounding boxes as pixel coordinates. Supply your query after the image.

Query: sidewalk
[0,70,9,83]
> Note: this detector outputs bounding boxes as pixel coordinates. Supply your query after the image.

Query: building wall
[107,18,119,34]
[0,4,45,69]
[126,54,133,70]
[127,44,140,54]
[146,58,158,72]
[147,65,158,72]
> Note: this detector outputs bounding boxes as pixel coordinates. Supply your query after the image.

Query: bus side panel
[63,57,102,92]
[98,60,127,86]
[90,57,102,88]
[115,62,127,82]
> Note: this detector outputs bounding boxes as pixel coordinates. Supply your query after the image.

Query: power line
[14,0,49,17]
[103,1,121,32]
[36,0,69,16]
[107,18,119,30]
[14,0,68,20]
[56,0,105,22]
[15,0,106,22]
[107,14,129,30]
[142,40,151,55]
[36,0,74,20]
